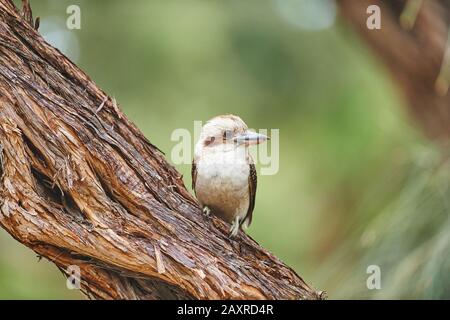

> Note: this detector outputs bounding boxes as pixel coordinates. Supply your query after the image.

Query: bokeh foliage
[1,0,448,299]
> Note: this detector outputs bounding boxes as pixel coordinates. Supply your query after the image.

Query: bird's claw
[203,206,211,217]
[229,216,240,238]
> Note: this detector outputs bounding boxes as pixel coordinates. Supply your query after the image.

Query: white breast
[194,145,250,223]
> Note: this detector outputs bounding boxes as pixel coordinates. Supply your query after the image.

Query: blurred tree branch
[0,0,321,300]
[338,0,450,140]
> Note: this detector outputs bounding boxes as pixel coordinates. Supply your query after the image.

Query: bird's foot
[203,206,211,217]
[229,216,241,238]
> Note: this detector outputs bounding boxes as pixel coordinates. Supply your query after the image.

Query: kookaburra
[192,115,269,238]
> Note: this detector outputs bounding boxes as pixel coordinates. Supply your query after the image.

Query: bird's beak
[233,131,270,146]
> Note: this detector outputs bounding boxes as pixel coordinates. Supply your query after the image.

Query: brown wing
[191,160,197,195]
[242,163,257,228]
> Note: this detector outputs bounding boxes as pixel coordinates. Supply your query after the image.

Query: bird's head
[198,114,269,149]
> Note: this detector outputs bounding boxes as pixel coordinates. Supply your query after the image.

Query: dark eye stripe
[204,136,215,146]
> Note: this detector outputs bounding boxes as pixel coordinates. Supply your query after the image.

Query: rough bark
[338,0,450,140]
[0,0,322,300]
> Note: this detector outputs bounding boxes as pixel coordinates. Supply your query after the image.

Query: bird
[192,115,269,238]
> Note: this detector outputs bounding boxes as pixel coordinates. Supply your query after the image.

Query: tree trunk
[338,0,450,140]
[0,0,321,300]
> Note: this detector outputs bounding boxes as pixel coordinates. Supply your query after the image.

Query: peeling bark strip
[0,0,321,300]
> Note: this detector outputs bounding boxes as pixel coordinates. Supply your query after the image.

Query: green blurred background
[1,0,448,299]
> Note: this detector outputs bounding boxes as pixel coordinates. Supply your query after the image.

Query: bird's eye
[223,130,232,140]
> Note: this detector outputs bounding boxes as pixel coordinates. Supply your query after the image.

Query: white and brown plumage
[192,115,269,237]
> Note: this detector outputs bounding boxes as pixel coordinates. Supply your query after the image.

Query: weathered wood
[0,0,321,300]
[338,0,450,140]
